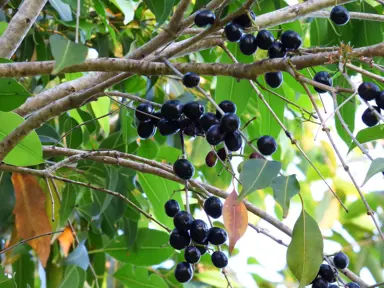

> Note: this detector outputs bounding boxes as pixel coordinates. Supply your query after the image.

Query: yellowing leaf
[11,173,52,267]
[58,227,74,257]
[223,190,248,254]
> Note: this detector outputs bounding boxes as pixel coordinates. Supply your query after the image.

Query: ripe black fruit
[190,219,209,242]
[180,118,196,137]
[375,91,384,109]
[199,112,219,132]
[265,71,283,89]
[281,30,302,50]
[158,119,180,136]
[225,131,242,151]
[170,229,191,250]
[174,262,193,283]
[358,82,380,101]
[165,200,180,217]
[224,22,243,42]
[205,151,218,168]
[217,147,228,161]
[182,72,200,88]
[220,113,240,133]
[362,106,380,127]
[257,135,277,156]
[161,100,183,121]
[233,11,256,29]
[184,246,201,264]
[174,211,194,231]
[135,103,154,122]
[204,196,223,218]
[346,283,360,288]
[183,101,205,120]
[268,41,286,58]
[329,285,339,288]
[313,71,333,93]
[137,121,156,139]
[330,6,350,26]
[194,9,215,27]
[173,159,195,180]
[150,111,162,126]
[194,239,208,255]
[211,251,228,268]
[239,34,258,56]
[208,227,227,245]
[312,278,328,288]
[255,30,274,50]
[333,252,349,269]
[217,100,237,118]
[206,124,226,145]
[319,264,336,283]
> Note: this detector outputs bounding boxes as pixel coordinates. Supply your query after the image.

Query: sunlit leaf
[114,264,167,288]
[348,124,384,153]
[362,158,384,186]
[271,175,300,218]
[58,227,74,257]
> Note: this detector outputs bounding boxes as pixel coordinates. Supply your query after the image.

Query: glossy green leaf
[137,139,158,159]
[114,264,167,288]
[65,241,90,271]
[238,159,282,201]
[362,158,384,186]
[0,111,43,166]
[143,0,175,26]
[36,123,61,144]
[59,184,76,228]
[58,265,86,288]
[348,124,384,153]
[12,252,34,287]
[287,209,323,288]
[63,117,83,149]
[0,78,31,112]
[49,0,73,21]
[90,96,110,136]
[111,0,137,25]
[271,175,300,218]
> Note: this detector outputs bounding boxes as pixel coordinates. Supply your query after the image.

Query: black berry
[358,82,380,101]
[137,121,156,139]
[333,252,349,269]
[184,246,201,264]
[173,159,195,180]
[194,239,208,255]
[161,100,183,121]
[329,285,339,288]
[224,22,243,42]
[182,73,200,88]
[194,9,215,27]
[150,111,162,126]
[211,251,228,268]
[312,278,328,288]
[313,71,333,93]
[225,130,242,151]
[205,151,218,168]
[190,219,209,243]
[170,229,191,250]
[174,262,193,283]
[208,227,227,245]
[180,118,196,137]
[268,41,286,58]
[158,119,180,136]
[174,211,194,231]
[220,113,240,133]
[200,112,220,132]
[239,34,258,55]
[362,106,380,127]
[135,103,154,122]
[257,135,277,156]
[375,91,384,109]
[165,199,180,217]
[319,264,336,283]
[255,30,275,50]
[217,147,228,161]
[330,6,350,26]
[206,124,226,146]
[346,283,360,288]
[280,30,302,50]
[233,11,256,29]
[265,71,283,89]
[217,100,237,119]
[183,101,205,120]
[204,196,223,218]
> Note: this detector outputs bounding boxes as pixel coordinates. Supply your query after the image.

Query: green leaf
[238,159,282,201]
[111,0,138,25]
[0,111,43,166]
[287,209,323,288]
[348,124,384,153]
[12,252,34,287]
[59,184,76,227]
[137,139,158,159]
[63,117,83,149]
[271,175,300,218]
[143,0,175,26]
[0,173,15,232]
[65,241,90,271]
[114,264,167,288]
[58,265,86,288]
[0,78,31,112]
[362,158,384,186]
[49,35,88,74]
[36,123,61,144]
[90,96,110,136]
[0,22,8,36]
[99,132,126,152]
[49,0,73,21]
[0,266,15,288]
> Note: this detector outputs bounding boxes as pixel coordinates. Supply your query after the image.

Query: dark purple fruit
[170,229,191,250]
[255,30,275,50]
[205,151,218,167]
[217,147,228,161]
[150,111,162,126]
[346,283,360,288]
[375,91,384,109]
[358,82,380,101]
[206,124,226,146]
[182,72,200,88]
[362,106,380,127]
[313,71,333,93]
[137,121,156,139]
[211,251,228,268]
[330,6,350,26]
[239,34,258,56]
[190,219,209,243]
[319,264,336,283]
[257,135,277,156]
[225,131,242,151]
[220,113,240,133]
[135,103,154,122]
[312,278,328,288]
[161,100,183,121]
[217,100,236,119]
[333,252,349,269]
[224,22,243,42]
[180,118,196,137]
[265,71,283,88]
[204,196,223,218]
[174,211,194,231]
[268,41,286,59]
[158,119,180,136]
[174,262,193,283]
[183,101,205,120]
[250,152,263,159]
[173,159,195,180]
[208,227,227,245]
[199,112,219,132]
[165,199,180,217]
[233,11,256,29]
[184,246,201,264]
[329,285,339,288]
[281,30,302,50]
[194,9,215,27]
[194,239,208,255]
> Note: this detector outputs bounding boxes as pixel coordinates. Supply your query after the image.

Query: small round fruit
[333,252,349,269]
[220,113,240,133]
[233,11,256,29]
[250,151,263,159]
[329,285,339,288]
[330,6,350,26]
[174,211,194,231]
[205,151,218,168]
[135,103,154,122]
[211,251,228,268]
[217,147,228,161]
[184,246,201,264]
[200,112,219,131]
[239,34,258,56]
[180,118,196,137]
[224,22,243,42]
[257,135,277,156]
[206,124,226,146]
[204,196,223,218]
[190,219,209,243]
[319,264,336,283]
[194,239,208,255]
[173,159,195,180]
[225,131,242,151]
[137,121,156,139]
[182,72,200,88]
[170,229,191,250]
[375,91,384,109]
[280,30,302,50]
[362,106,380,127]
[346,283,360,288]
[194,9,215,27]
[268,41,286,58]
[174,262,193,283]
[208,227,227,245]
[255,30,275,50]
[161,100,183,121]
[358,82,380,101]
[183,101,205,120]
[158,119,180,136]
[165,199,180,217]
[313,71,333,93]
[217,100,237,118]
[312,278,328,288]
[265,71,283,88]
[150,111,162,127]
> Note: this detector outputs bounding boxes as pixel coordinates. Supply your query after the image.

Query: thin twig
[44,177,55,222]
[75,0,80,43]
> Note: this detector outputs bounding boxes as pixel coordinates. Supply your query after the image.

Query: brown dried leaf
[12,173,52,267]
[223,189,248,254]
[58,227,74,257]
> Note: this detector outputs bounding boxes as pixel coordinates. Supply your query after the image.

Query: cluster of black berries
[164,196,228,283]
[358,82,384,127]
